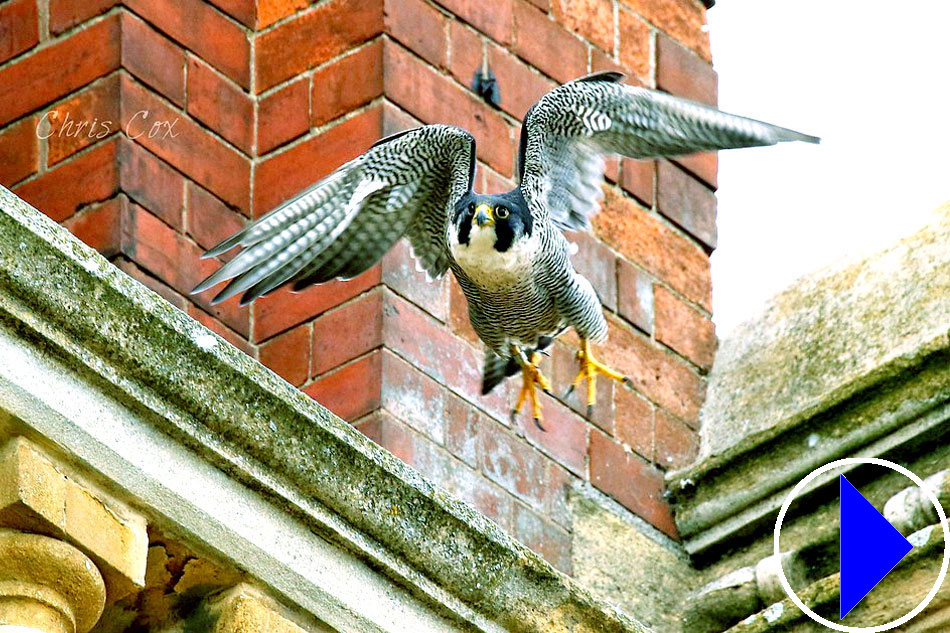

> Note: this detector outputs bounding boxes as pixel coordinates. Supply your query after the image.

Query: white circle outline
[774,457,949,632]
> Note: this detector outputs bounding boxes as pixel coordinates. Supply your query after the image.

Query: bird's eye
[468,203,476,212]
[496,206,510,219]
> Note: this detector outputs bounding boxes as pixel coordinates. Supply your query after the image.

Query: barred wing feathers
[192,125,476,305]
[519,72,819,230]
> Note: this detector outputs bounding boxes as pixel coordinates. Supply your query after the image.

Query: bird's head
[453,189,533,253]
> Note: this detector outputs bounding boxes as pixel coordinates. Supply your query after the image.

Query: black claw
[586,404,594,419]
[533,416,546,432]
[510,409,518,424]
[622,376,634,388]
[564,385,575,399]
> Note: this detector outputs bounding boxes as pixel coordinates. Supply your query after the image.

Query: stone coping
[0,186,649,633]
[670,203,950,556]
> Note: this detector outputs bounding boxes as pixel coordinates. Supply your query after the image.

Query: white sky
[707,2,950,334]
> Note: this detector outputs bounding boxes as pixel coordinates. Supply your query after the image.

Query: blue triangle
[840,474,913,619]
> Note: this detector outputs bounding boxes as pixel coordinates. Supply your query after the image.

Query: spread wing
[191,125,476,305]
[518,72,819,230]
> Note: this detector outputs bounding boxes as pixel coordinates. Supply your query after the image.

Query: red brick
[448,21,482,88]
[381,98,422,137]
[563,229,616,311]
[121,12,186,106]
[434,0,512,45]
[448,276,480,345]
[551,0,613,52]
[512,1,586,84]
[356,409,415,463]
[384,41,515,176]
[589,428,675,537]
[382,239,449,322]
[618,8,651,84]
[597,314,705,421]
[487,44,556,120]
[511,502,572,573]
[445,393,484,468]
[614,385,653,460]
[478,418,564,515]
[115,257,189,310]
[382,289,516,423]
[124,203,250,335]
[0,0,38,63]
[521,393,587,476]
[312,288,384,376]
[186,305,255,355]
[255,105,382,215]
[478,163,515,193]
[603,156,620,184]
[594,187,711,311]
[654,284,715,370]
[657,160,716,249]
[257,0,309,29]
[252,265,381,342]
[623,0,710,62]
[185,182,246,253]
[255,0,383,92]
[121,76,251,211]
[655,408,697,469]
[14,139,119,223]
[620,159,654,207]
[385,0,447,69]
[550,340,612,431]
[381,350,448,444]
[205,0,256,27]
[0,115,38,186]
[46,75,120,166]
[258,77,310,154]
[125,0,250,88]
[656,31,716,106]
[675,151,717,190]
[63,196,123,256]
[0,15,120,127]
[311,40,383,127]
[616,258,653,334]
[186,57,254,154]
[118,139,185,230]
[259,323,311,386]
[304,350,382,421]
[48,0,118,34]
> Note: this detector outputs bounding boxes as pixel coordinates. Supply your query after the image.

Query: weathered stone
[0,436,147,602]
[0,529,106,633]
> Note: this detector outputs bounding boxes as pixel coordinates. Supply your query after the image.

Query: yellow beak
[474,204,494,227]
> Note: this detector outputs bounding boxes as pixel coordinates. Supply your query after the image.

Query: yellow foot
[511,351,552,431]
[566,339,632,418]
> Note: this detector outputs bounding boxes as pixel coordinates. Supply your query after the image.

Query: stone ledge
[0,187,651,633]
[671,203,950,560]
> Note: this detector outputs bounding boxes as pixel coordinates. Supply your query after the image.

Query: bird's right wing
[191,125,476,305]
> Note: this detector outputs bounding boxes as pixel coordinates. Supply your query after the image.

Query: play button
[839,474,913,619]
[774,457,949,632]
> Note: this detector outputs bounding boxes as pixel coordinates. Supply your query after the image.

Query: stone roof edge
[0,186,650,633]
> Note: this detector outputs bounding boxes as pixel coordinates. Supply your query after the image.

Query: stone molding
[0,186,653,632]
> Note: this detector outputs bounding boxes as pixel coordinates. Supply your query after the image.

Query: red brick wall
[0,0,716,573]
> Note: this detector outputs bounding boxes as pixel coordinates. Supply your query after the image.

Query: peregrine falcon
[192,71,817,428]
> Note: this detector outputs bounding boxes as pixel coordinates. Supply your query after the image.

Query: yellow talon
[511,351,551,430]
[567,339,630,417]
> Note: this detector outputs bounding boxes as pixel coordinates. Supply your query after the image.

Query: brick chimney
[0,0,717,574]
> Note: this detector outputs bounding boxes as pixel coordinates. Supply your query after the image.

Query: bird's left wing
[191,124,475,305]
[518,72,818,230]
